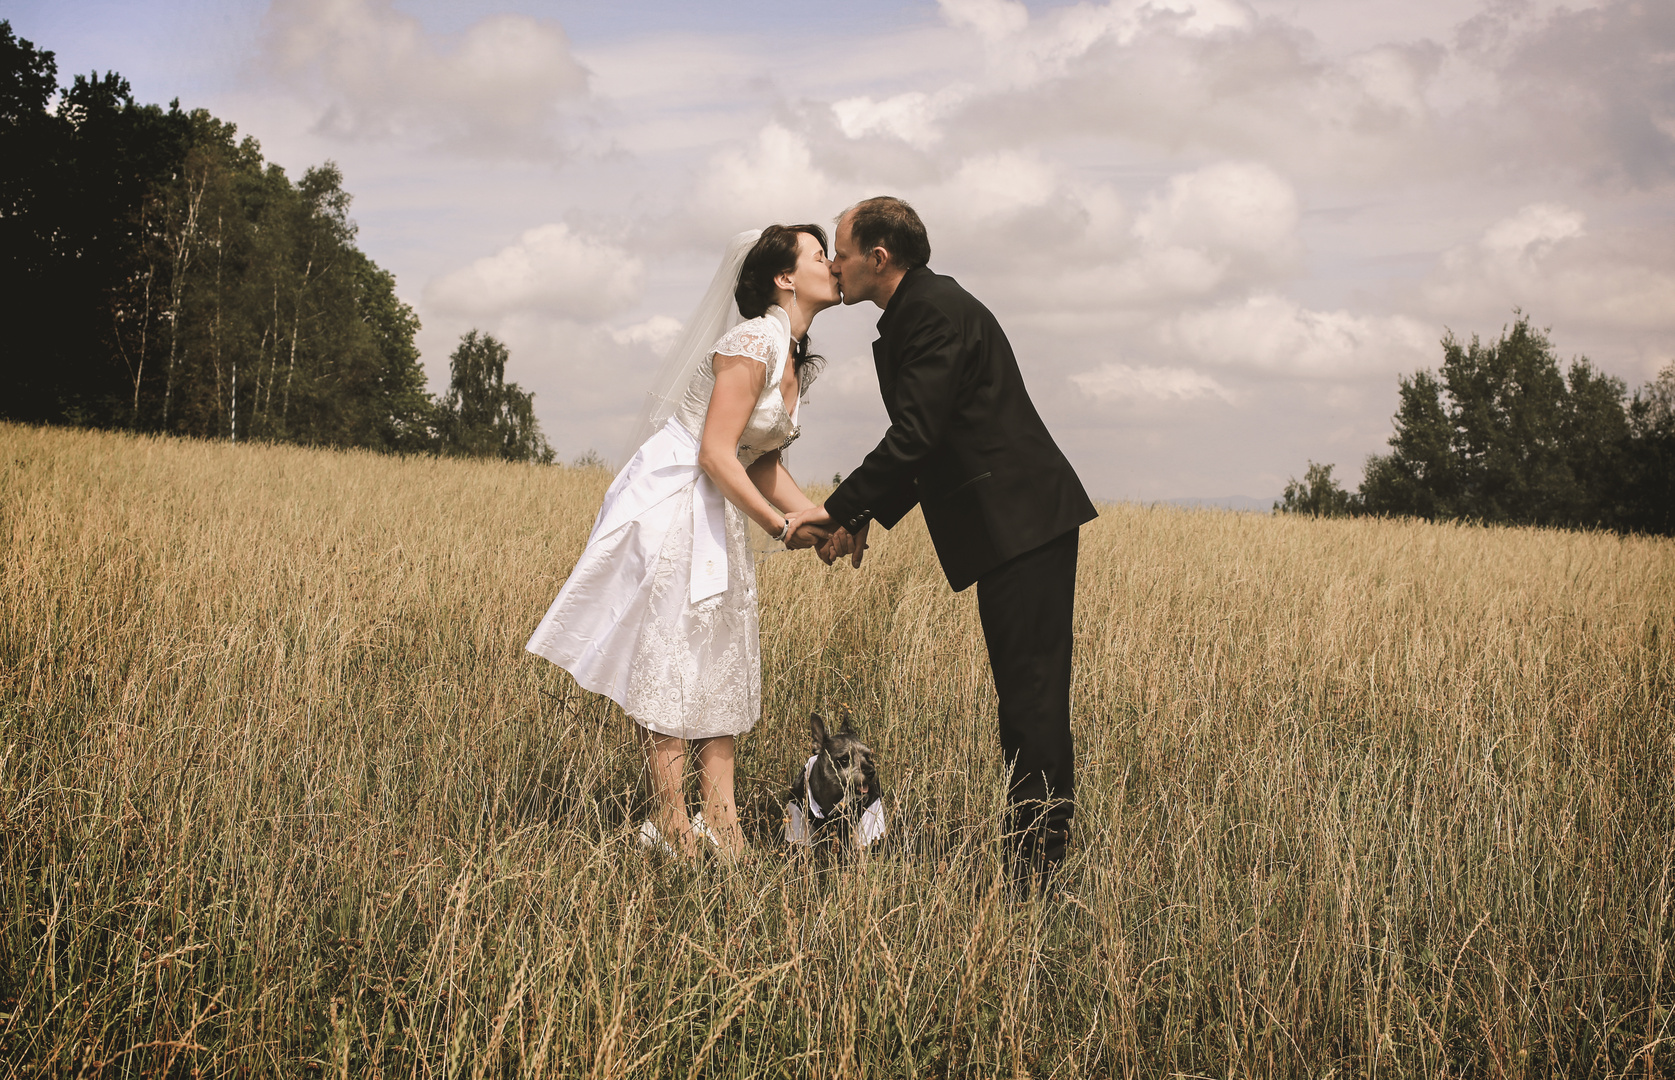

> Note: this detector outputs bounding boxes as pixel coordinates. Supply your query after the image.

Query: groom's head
[833,196,929,308]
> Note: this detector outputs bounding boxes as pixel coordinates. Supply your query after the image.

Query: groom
[788,196,1097,894]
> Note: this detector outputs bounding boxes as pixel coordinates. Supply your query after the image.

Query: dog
[784,712,885,851]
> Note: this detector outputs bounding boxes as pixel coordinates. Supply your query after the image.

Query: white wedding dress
[526,305,799,739]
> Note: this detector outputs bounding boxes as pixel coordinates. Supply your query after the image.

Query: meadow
[2,420,1672,1078]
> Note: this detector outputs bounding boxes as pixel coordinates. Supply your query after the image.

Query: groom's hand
[819,520,870,568]
[784,506,834,550]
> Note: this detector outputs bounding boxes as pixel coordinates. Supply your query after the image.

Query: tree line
[1278,314,1674,535]
[0,22,552,463]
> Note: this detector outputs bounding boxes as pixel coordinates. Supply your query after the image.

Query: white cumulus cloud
[425,224,642,321]
[937,152,1063,220]
[940,0,1030,42]
[264,0,588,152]
[951,160,1296,313]
[1422,205,1675,344]
[831,89,969,147]
[610,315,684,356]
[1072,362,1235,404]
[1169,295,1434,377]
[690,125,843,233]
[1479,202,1586,258]
[1134,161,1300,264]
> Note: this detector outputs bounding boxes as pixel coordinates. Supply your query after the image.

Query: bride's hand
[784,506,833,550]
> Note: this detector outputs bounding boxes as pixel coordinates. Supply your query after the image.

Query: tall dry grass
[2,420,1672,1077]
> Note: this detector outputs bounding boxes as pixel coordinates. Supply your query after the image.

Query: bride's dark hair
[734,224,827,391]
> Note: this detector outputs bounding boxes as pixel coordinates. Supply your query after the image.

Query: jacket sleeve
[825,304,963,531]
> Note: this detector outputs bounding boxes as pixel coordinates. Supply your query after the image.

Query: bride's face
[782,232,840,312]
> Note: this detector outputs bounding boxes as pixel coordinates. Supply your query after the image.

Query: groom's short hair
[842,197,930,270]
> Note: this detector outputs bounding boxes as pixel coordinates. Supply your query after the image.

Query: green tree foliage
[1359,316,1633,529]
[3,25,192,424]
[1624,362,1675,534]
[1289,315,1671,535]
[1357,370,1458,520]
[0,21,552,463]
[1275,461,1357,517]
[437,331,554,463]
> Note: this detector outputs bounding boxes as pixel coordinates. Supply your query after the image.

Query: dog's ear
[838,709,856,736]
[809,712,829,747]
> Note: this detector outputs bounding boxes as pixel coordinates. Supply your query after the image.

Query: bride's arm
[745,451,816,516]
[698,353,792,535]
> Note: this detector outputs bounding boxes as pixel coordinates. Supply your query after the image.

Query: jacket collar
[876,265,931,335]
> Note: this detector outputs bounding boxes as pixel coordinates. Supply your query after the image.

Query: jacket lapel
[873,269,929,414]
[872,337,895,405]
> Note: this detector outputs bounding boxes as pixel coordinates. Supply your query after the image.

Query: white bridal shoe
[637,819,677,856]
[638,815,723,855]
[690,813,723,849]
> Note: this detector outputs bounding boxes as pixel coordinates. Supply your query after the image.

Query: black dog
[785,712,885,851]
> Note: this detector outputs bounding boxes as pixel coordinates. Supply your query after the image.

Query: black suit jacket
[825,266,1097,592]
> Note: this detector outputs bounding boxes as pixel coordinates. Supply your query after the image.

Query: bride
[526,225,839,858]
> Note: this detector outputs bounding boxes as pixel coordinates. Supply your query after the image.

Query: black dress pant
[975,526,1078,870]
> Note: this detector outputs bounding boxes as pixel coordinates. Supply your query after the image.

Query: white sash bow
[588,418,731,604]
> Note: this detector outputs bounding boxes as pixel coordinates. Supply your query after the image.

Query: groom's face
[832,214,884,307]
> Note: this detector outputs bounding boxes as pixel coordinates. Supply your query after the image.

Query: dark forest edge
[1278,315,1675,536]
[0,22,554,464]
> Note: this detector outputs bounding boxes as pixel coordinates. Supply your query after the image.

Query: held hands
[783,506,833,550]
[781,507,870,568]
[819,520,870,568]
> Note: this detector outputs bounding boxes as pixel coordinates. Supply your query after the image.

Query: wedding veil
[618,229,762,463]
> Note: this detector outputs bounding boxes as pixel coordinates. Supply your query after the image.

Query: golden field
[2,420,1672,1078]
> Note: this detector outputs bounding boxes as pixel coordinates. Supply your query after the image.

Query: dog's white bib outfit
[526,307,798,739]
[784,755,887,848]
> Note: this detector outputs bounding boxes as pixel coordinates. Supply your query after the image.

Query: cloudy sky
[13,0,1675,501]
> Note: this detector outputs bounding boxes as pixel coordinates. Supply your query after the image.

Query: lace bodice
[670,306,800,467]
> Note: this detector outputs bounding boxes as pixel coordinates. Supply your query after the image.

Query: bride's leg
[695,736,746,857]
[638,725,697,858]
